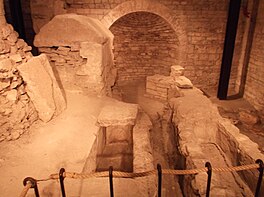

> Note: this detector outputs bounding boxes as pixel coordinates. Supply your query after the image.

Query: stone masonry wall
[0,23,38,142]
[38,45,86,91]
[34,14,116,96]
[29,0,247,93]
[110,12,179,83]
[244,0,264,120]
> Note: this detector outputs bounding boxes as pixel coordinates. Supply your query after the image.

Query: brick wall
[244,0,264,118]
[30,0,248,92]
[110,12,179,83]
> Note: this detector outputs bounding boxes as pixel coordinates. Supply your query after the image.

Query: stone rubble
[0,23,38,142]
[0,20,66,142]
[145,65,191,101]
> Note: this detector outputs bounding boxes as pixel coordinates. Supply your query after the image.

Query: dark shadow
[20,0,38,55]
[4,0,39,56]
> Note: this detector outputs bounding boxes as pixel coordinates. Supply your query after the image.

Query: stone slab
[0,58,12,72]
[170,65,184,78]
[174,76,193,89]
[97,102,138,126]
[34,14,113,47]
[38,54,66,116]
[17,54,66,122]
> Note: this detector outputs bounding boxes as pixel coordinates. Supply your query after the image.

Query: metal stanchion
[157,164,162,197]
[59,168,66,197]
[109,166,114,197]
[205,162,212,197]
[23,177,40,197]
[255,159,263,197]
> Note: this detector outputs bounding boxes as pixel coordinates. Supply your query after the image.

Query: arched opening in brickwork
[110,12,179,84]
[101,0,187,66]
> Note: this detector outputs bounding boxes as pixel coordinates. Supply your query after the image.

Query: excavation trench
[78,80,263,196]
[112,81,262,196]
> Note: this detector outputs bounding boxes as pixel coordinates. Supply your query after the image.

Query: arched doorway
[110,11,180,84]
[109,11,180,103]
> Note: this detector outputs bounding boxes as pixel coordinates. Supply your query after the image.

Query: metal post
[109,166,114,197]
[205,162,212,197]
[217,0,242,100]
[157,164,162,197]
[23,177,40,197]
[255,159,263,197]
[59,168,66,197]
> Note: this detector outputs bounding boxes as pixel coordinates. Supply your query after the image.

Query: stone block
[170,65,184,78]
[0,80,10,91]
[239,110,259,125]
[16,39,27,49]
[17,54,66,122]
[146,81,156,90]
[7,32,18,43]
[9,54,22,63]
[174,76,193,89]
[96,154,133,172]
[168,85,182,99]
[101,143,133,155]
[38,54,66,116]
[34,14,113,47]
[97,102,138,126]
[106,125,133,144]
[0,59,12,72]
[6,89,17,102]
[1,24,13,39]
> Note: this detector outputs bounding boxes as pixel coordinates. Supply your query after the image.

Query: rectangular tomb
[96,102,138,172]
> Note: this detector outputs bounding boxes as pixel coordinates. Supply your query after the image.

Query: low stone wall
[169,88,263,196]
[38,46,84,67]
[217,119,264,193]
[0,23,37,142]
[145,65,192,101]
[0,21,66,142]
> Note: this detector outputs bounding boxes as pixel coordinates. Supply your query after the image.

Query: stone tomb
[96,102,138,172]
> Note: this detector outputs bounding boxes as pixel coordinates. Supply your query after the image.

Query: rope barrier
[19,163,261,197]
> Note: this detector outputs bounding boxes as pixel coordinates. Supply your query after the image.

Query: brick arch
[101,0,187,65]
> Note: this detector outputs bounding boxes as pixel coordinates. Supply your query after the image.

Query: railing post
[59,168,66,197]
[205,162,212,197]
[255,159,263,197]
[157,164,162,197]
[109,166,114,197]
[23,177,40,197]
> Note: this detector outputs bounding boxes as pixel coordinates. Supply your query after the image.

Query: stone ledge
[97,101,138,126]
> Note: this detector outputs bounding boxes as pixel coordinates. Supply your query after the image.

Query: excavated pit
[113,80,263,196]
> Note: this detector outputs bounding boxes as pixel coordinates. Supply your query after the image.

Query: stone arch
[101,0,188,64]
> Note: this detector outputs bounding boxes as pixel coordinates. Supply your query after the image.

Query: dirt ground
[0,91,119,196]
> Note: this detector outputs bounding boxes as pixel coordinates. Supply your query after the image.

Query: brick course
[244,0,264,118]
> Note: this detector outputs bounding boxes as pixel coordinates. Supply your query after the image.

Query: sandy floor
[0,91,117,196]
